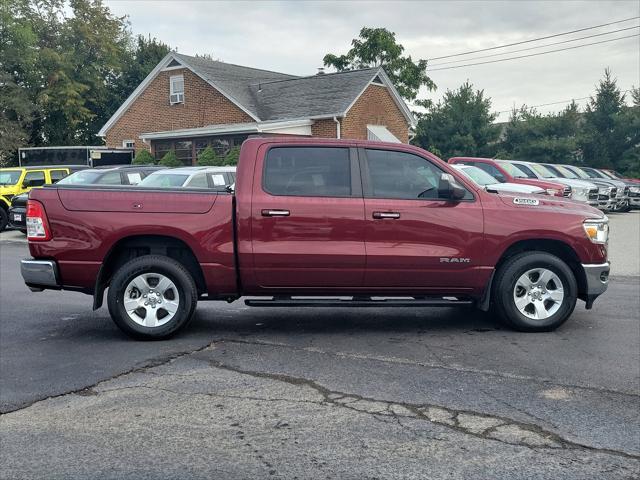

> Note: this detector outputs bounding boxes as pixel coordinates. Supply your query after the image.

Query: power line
[426,34,639,71]
[429,25,639,67]
[427,16,639,61]
[495,89,634,115]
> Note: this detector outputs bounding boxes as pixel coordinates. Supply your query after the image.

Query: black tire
[20,229,27,235]
[0,208,7,232]
[107,255,197,340]
[492,251,577,332]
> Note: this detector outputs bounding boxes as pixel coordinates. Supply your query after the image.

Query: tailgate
[57,188,216,214]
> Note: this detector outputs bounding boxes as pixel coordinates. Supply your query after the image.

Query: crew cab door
[360,147,485,291]
[250,145,365,288]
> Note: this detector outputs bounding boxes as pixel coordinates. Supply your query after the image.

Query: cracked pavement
[1,231,640,478]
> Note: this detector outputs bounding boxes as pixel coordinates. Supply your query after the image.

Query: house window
[122,140,134,149]
[170,75,184,104]
[154,141,172,161]
[174,140,193,165]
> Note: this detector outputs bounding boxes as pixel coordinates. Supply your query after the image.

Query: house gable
[341,84,410,143]
[104,67,254,150]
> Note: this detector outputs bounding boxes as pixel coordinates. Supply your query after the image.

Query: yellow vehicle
[0,166,84,231]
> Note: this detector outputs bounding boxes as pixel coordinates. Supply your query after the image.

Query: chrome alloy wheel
[123,273,180,327]
[513,268,564,320]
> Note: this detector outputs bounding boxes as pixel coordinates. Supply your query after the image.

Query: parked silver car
[452,165,546,195]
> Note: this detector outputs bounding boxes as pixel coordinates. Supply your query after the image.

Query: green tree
[615,86,640,176]
[158,150,182,167]
[196,146,223,166]
[498,102,581,164]
[0,71,34,166]
[579,69,627,169]
[223,146,240,166]
[412,82,499,159]
[132,149,155,165]
[323,27,435,104]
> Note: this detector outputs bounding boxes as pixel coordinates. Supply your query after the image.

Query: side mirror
[438,173,467,201]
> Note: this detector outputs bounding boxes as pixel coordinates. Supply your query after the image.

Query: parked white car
[138,166,236,189]
[452,165,546,195]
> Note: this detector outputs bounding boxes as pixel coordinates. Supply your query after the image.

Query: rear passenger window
[264,147,351,197]
[49,170,68,183]
[96,171,123,185]
[187,174,208,188]
[23,171,46,187]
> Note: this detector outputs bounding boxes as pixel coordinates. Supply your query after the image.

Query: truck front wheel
[107,255,198,340]
[492,252,577,332]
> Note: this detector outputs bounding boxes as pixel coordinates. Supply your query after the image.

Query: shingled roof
[99,52,414,137]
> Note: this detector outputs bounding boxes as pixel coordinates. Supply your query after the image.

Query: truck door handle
[373,211,400,219]
[262,209,290,217]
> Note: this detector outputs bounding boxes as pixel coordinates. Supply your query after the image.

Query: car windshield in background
[529,163,555,178]
[582,167,607,179]
[554,165,579,178]
[497,162,527,178]
[57,171,103,184]
[139,174,189,188]
[457,166,499,186]
[568,167,591,179]
[0,171,22,186]
[510,163,537,179]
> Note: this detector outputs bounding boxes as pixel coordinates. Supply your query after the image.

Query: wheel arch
[93,234,206,310]
[494,238,587,299]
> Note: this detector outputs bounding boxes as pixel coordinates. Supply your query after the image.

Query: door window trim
[261,145,362,198]
[358,147,475,202]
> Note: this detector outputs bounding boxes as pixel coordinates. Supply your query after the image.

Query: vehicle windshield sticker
[513,197,540,206]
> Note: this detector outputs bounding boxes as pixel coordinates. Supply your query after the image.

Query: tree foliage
[132,149,155,165]
[0,0,170,165]
[412,82,499,159]
[196,146,223,166]
[223,146,240,166]
[497,102,581,164]
[158,150,181,167]
[323,27,435,103]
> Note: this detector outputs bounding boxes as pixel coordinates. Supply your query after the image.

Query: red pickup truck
[21,138,610,339]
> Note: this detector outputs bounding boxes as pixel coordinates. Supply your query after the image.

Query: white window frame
[122,140,135,148]
[170,75,185,104]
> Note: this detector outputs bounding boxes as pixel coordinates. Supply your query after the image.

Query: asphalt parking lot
[0,211,638,479]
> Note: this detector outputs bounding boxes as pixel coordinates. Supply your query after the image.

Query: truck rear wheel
[492,251,577,332]
[107,255,197,340]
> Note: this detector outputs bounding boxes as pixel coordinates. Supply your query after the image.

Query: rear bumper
[21,259,59,292]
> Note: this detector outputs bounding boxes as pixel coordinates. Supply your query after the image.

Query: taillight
[26,200,52,241]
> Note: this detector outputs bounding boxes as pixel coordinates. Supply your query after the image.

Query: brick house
[99,53,415,164]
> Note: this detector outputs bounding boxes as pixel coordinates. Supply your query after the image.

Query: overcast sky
[106,0,639,121]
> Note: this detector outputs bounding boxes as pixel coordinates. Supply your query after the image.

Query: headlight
[630,186,640,193]
[572,187,588,198]
[583,218,609,244]
[545,188,560,195]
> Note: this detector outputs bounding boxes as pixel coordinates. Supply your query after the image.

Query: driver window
[364,149,445,200]
[263,147,351,197]
[23,171,46,187]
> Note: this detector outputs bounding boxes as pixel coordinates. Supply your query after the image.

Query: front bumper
[21,259,59,292]
[581,261,610,308]
[8,206,26,229]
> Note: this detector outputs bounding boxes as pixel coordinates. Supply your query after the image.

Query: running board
[244,296,473,308]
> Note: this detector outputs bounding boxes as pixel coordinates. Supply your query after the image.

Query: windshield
[57,171,103,184]
[511,163,537,179]
[566,166,591,179]
[139,173,189,188]
[529,163,555,178]
[456,166,498,186]
[600,170,616,179]
[553,165,579,179]
[582,167,607,179]
[0,170,22,186]
[543,164,563,177]
[497,162,527,178]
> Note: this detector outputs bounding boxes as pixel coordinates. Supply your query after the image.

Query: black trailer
[18,146,134,167]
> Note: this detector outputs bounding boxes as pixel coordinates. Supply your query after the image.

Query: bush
[158,150,183,167]
[196,146,223,166]
[224,146,240,166]
[132,149,155,165]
